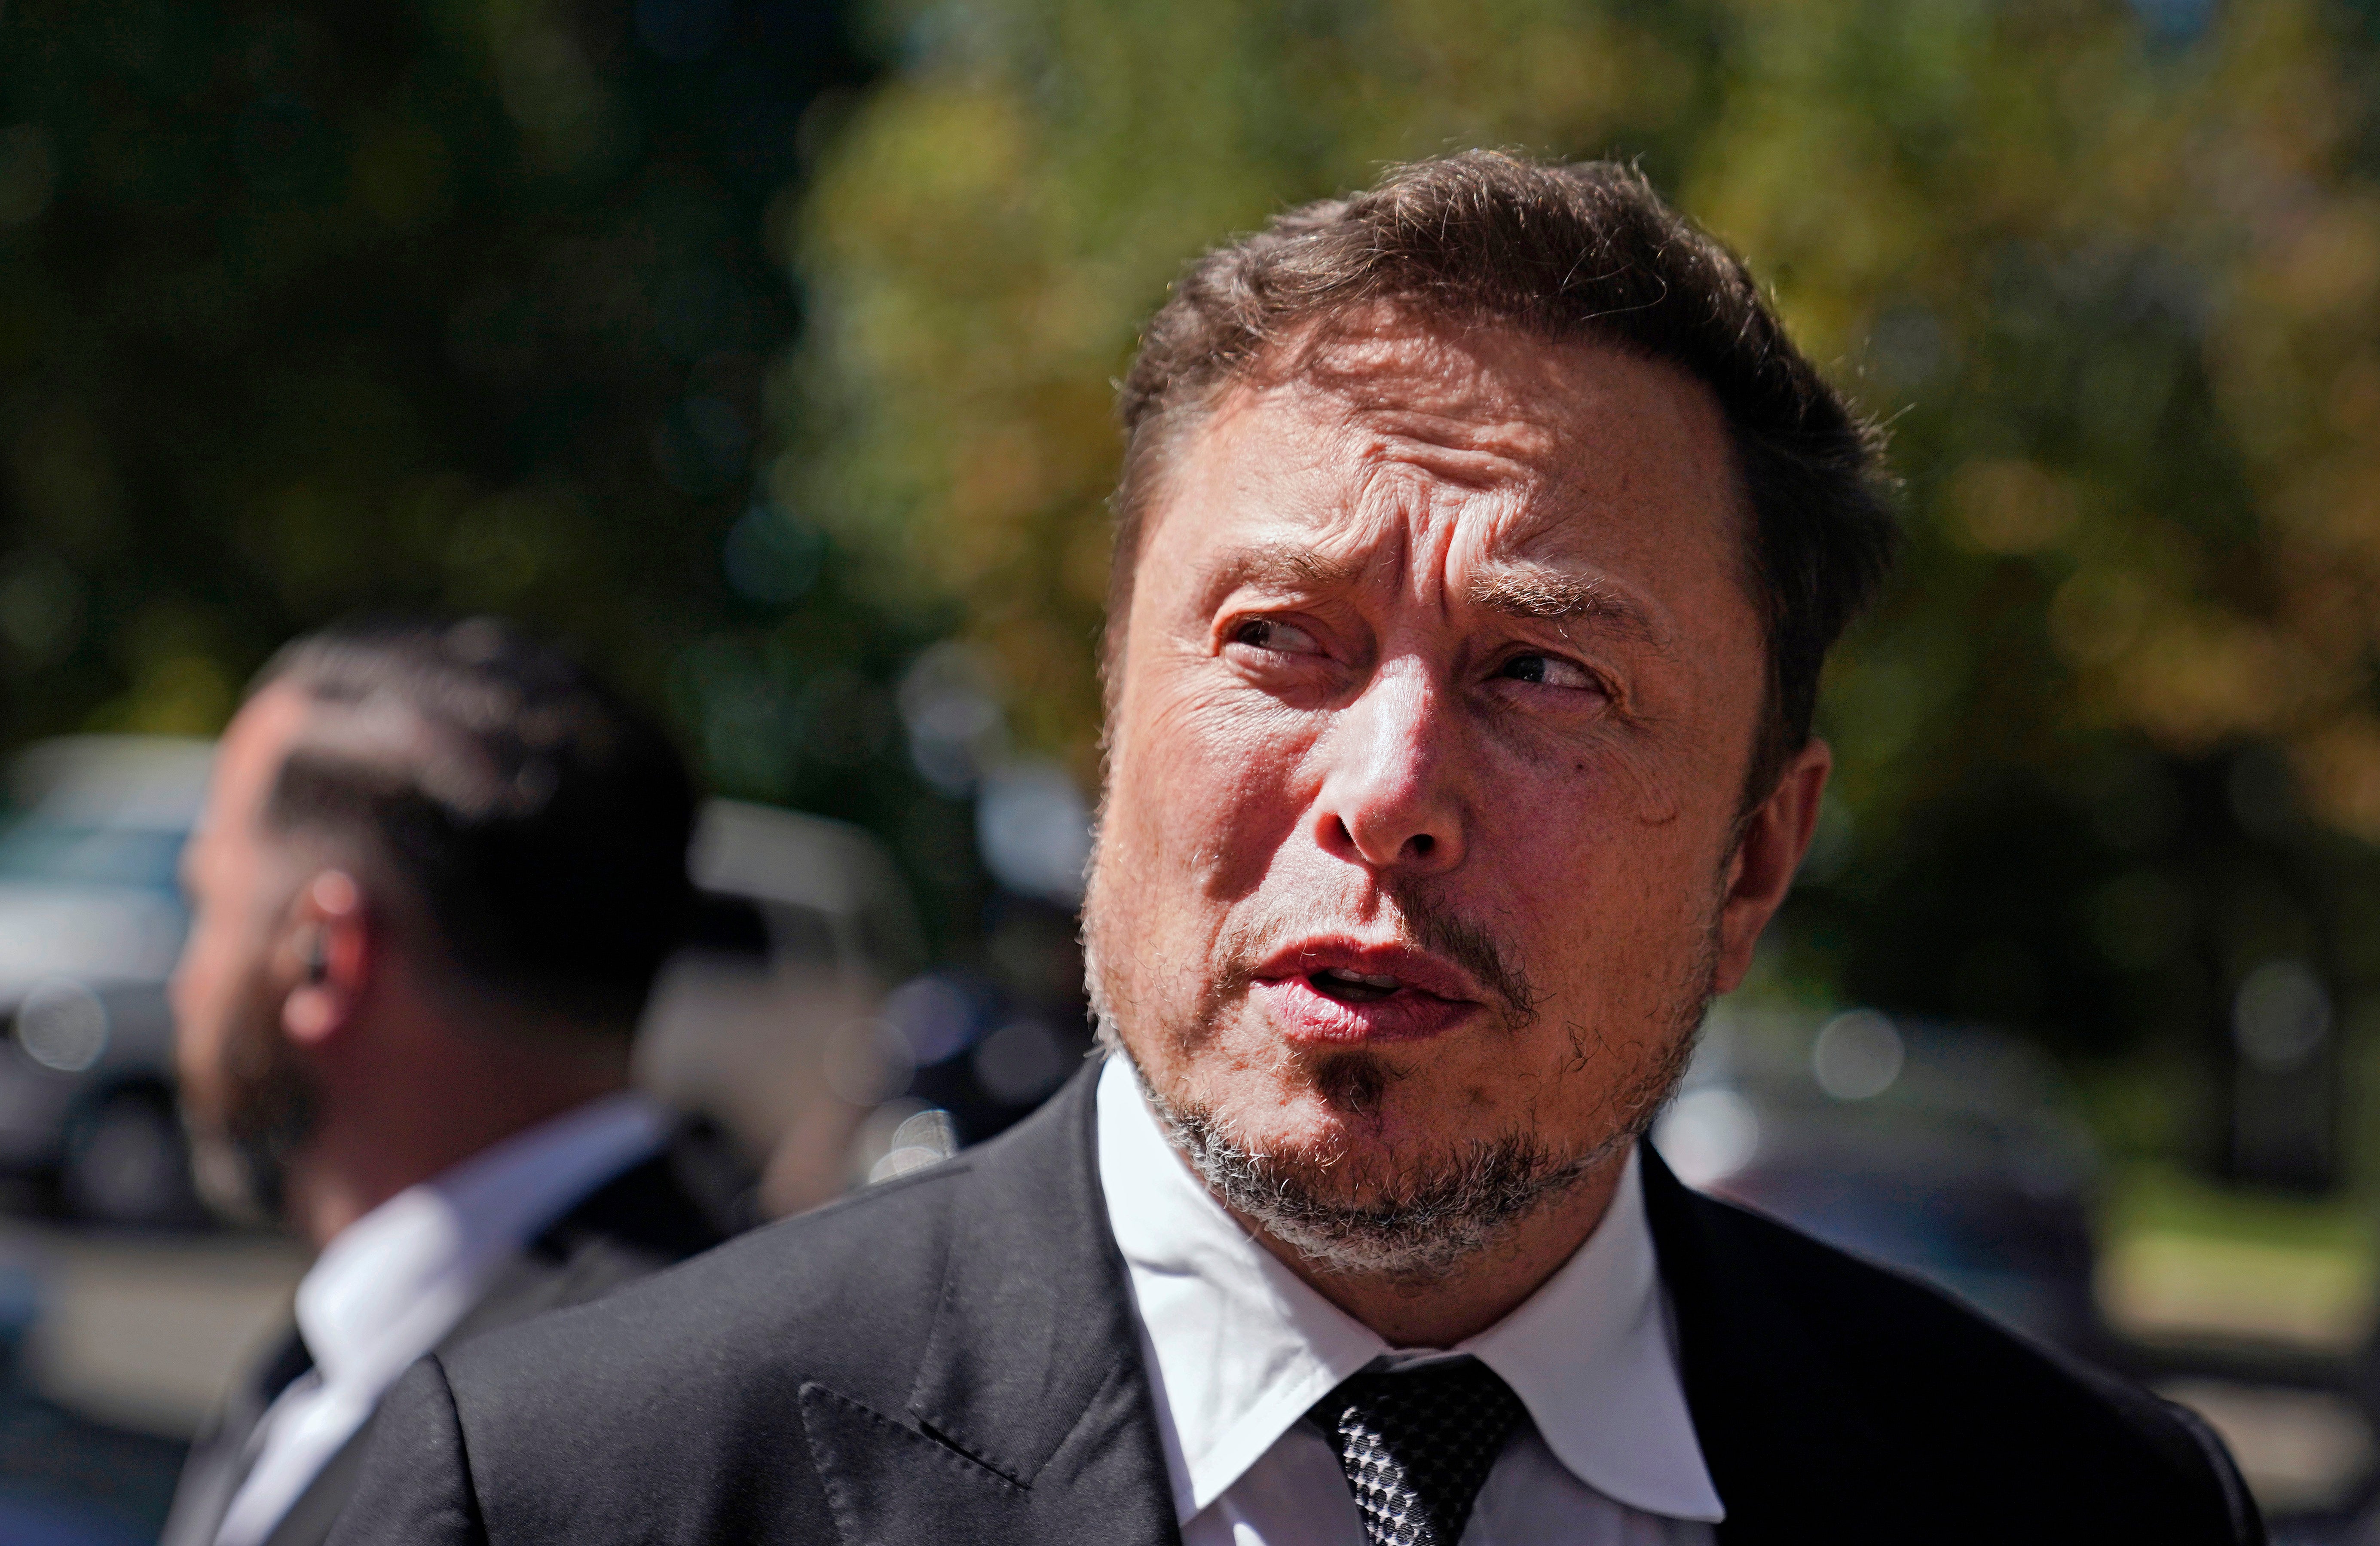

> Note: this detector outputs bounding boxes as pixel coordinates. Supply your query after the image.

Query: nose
[1311,661,1467,876]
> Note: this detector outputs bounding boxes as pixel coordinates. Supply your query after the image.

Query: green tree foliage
[787,0,2380,1177]
[0,0,1009,939]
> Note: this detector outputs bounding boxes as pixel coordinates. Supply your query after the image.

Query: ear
[1711,738,1831,996]
[280,870,370,1048]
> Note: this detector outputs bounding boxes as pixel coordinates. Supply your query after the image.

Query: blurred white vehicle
[0,737,212,1226]
[634,799,922,1215]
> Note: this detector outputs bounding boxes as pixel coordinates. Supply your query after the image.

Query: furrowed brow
[1466,563,1662,644]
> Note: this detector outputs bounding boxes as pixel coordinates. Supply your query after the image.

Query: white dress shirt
[212,1092,668,1546]
[1096,1055,1724,1546]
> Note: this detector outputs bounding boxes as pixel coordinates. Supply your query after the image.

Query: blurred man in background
[159,618,743,1546]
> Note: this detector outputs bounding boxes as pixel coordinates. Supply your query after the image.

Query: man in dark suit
[159,618,744,1546]
[331,153,2263,1544]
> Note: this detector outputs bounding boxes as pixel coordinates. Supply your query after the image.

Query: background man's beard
[184,969,318,1226]
[1087,862,1721,1282]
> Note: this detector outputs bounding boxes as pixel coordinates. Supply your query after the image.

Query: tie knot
[1311,1358,1528,1546]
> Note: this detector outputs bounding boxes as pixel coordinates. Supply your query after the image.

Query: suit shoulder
[1704,1193,2144,1410]
[443,1157,970,1432]
[1674,1184,2259,1540]
[378,1078,1116,1544]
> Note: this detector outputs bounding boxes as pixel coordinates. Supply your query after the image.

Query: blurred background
[2,0,2380,1538]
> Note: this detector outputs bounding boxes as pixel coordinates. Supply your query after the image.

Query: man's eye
[1499,653,1597,691]
[1230,618,1322,655]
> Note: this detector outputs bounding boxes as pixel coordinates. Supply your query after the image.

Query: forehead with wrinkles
[1155,316,1747,591]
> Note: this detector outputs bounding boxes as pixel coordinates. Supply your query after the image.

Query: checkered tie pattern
[1310,1357,1529,1546]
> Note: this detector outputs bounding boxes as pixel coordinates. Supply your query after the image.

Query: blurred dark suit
[160,1132,742,1546]
[324,1066,2261,1546]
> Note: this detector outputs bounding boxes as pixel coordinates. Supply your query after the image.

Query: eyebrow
[1466,561,1664,644]
[1212,544,1664,644]
[1211,541,1365,594]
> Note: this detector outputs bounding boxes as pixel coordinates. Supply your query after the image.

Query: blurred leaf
[0,0,1004,949]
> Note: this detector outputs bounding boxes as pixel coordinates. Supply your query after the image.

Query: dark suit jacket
[162,1132,745,1546]
[328,1068,2263,1546]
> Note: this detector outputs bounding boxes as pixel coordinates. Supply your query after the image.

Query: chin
[1237,1014,1493,1125]
[187,1128,276,1226]
[1136,1050,1607,1281]
[1190,1048,1486,1172]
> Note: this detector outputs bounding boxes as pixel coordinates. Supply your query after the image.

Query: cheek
[1474,770,1731,984]
[171,918,251,1086]
[170,943,223,1070]
[1476,826,1716,1120]
[1114,681,1318,897]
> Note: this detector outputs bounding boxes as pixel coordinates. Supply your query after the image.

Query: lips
[1246,938,1486,1045]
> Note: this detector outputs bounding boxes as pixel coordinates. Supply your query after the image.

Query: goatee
[1088,879,1717,1282]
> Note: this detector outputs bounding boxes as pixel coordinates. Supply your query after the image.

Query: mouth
[1247,941,1485,1045]
[1306,966,1406,1005]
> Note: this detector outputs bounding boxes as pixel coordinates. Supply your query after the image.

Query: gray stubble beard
[1086,886,1720,1285]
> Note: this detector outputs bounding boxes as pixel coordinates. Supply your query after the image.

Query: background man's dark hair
[253,617,697,1032]
[1111,150,1900,805]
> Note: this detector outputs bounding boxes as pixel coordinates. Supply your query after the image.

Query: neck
[1233,1150,1631,1348]
[283,1062,630,1249]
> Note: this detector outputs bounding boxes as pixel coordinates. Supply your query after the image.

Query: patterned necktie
[1310,1358,1529,1546]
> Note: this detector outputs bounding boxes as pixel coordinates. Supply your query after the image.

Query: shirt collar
[1095,1054,1722,1525]
[295,1091,667,1392]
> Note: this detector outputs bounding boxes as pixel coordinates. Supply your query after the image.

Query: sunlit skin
[172,683,630,1249]
[1086,315,1829,1346]
[173,686,324,1156]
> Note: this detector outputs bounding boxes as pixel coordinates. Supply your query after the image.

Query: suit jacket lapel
[246,1227,663,1546]
[158,1404,259,1546]
[799,1067,1180,1546]
[257,1424,371,1546]
[158,1322,310,1546]
[223,1139,743,1546]
[1639,1142,1896,1543]
[446,1136,745,1350]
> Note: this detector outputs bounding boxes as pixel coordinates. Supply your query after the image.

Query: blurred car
[841,891,1098,1188]
[1653,1006,2105,1354]
[0,1234,193,1543]
[0,738,212,1227]
[633,798,924,1216]
[0,734,928,1228]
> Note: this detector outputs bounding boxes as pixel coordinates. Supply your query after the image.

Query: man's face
[1086,318,1792,1268]
[171,686,317,1215]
